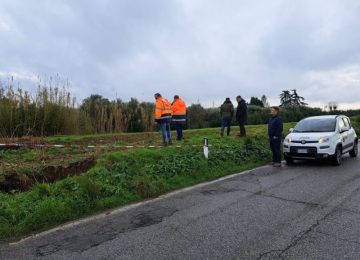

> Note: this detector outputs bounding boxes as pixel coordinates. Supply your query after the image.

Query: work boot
[163,142,168,147]
[168,140,173,145]
[220,132,224,137]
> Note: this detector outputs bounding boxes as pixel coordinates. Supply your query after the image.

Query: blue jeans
[160,122,172,143]
[175,124,183,140]
[221,119,232,135]
[270,138,281,163]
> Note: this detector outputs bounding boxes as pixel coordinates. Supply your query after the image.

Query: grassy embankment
[352,115,360,133]
[0,122,293,240]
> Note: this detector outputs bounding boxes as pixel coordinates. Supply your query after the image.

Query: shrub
[131,175,153,199]
[18,198,69,234]
[32,183,51,198]
[75,176,101,202]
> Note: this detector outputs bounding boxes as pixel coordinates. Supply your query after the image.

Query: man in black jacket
[236,96,248,137]
[268,106,283,167]
[220,98,234,136]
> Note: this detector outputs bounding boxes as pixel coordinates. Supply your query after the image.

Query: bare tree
[328,102,338,112]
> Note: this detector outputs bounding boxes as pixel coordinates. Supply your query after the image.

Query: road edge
[9,164,271,246]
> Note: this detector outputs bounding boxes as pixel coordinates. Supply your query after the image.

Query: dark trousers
[239,121,246,136]
[221,119,231,136]
[160,122,172,143]
[175,124,183,140]
[270,138,282,163]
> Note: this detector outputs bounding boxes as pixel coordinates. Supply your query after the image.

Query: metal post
[203,137,209,159]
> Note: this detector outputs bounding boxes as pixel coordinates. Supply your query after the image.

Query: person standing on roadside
[268,106,283,167]
[171,95,187,141]
[154,93,172,146]
[220,97,234,136]
[236,95,248,137]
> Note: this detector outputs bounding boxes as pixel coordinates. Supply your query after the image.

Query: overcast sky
[0,0,360,109]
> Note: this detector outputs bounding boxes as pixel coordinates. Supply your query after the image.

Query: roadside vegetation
[1,77,359,138]
[0,124,295,240]
[352,115,360,133]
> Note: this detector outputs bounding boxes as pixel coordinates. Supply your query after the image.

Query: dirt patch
[0,157,96,192]
[0,136,45,145]
[77,132,159,145]
[1,132,161,148]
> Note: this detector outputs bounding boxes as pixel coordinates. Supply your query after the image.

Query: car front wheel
[349,141,358,158]
[332,146,342,166]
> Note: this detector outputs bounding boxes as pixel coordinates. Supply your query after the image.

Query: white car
[283,115,358,166]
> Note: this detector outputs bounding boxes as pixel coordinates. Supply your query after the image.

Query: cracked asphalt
[1,151,360,260]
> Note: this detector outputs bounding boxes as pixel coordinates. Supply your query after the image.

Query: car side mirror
[289,128,294,133]
[339,127,348,133]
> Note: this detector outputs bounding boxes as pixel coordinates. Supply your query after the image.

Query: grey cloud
[260,0,360,71]
[0,0,359,108]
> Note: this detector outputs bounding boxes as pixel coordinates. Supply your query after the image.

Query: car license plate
[297,149,308,154]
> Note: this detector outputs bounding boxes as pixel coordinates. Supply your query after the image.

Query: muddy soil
[0,157,96,192]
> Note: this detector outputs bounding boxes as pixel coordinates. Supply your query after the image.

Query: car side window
[338,118,345,132]
[342,118,350,130]
[345,118,352,128]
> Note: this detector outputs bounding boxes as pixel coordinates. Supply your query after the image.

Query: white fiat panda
[283,115,358,166]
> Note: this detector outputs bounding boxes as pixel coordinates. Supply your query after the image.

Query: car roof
[304,115,345,120]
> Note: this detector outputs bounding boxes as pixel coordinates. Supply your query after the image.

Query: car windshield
[294,118,336,133]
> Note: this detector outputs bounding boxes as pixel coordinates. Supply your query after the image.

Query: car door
[345,117,356,149]
[339,117,352,152]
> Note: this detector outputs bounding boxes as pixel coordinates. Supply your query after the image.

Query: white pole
[203,138,209,159]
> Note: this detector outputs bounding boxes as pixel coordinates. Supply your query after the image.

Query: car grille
[292,140,318,144]
[290,146,317,157]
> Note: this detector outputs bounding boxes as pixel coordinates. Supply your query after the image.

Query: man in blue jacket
[268,106,283,167]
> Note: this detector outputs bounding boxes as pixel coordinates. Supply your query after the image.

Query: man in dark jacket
[236,96,248,137]
[268,106,283,167]
[220,98,234,136]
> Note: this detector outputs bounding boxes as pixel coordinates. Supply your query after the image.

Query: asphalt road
[1,151,360,260]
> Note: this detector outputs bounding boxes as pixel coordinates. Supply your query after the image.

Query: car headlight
[318,137,330,144]
[286,137,292,143]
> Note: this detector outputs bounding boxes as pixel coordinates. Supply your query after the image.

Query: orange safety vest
[171,98,187,124]
[172,98,187,115]
[155,97,172,120]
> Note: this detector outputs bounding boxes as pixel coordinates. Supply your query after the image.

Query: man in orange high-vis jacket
[154,93,172,146]
[171,95,187,141]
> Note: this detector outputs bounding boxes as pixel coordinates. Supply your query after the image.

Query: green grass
[0,123,294,240]
[351,115,360,134]
[46,124,284,145]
